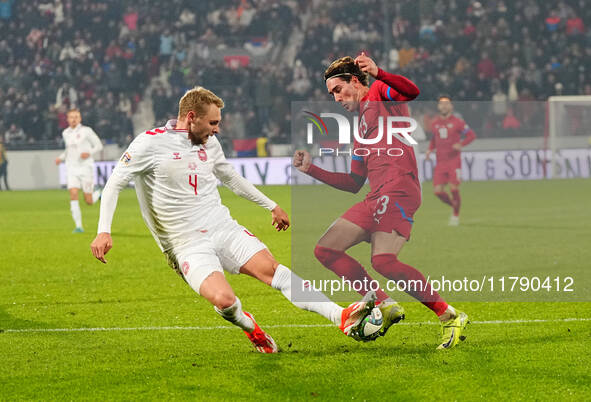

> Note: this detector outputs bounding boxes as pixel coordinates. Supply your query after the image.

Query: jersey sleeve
[97,134,154,233]
[459,120,476,147]
[86,127,104,155]
[375,68,420,102]
[210,136,277,211]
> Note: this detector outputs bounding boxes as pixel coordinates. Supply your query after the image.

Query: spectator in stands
[5,123,26,144]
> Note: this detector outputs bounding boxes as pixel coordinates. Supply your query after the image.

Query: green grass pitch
[1,180,590,400]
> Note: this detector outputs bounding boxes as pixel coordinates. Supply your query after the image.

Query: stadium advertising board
[60,148,591,187]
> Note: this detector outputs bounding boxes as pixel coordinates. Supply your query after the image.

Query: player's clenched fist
[293,150,311,173]
[354,52,378,78]
[91,232,113,263]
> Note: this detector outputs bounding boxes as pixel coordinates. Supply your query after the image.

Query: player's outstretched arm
[91,173,129,263]
[211,136,278,212]
[355,52,419,101]
[91,134,153,263]
[293,150,366,193]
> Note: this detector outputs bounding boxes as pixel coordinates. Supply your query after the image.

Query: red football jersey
[429,115,476,167]
[353,80,420,197]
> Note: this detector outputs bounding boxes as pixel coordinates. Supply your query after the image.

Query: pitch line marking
[2,317,590,334]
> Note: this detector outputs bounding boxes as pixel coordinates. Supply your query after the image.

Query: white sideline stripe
[2,318,590,334]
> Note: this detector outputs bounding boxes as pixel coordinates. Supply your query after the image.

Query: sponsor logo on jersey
[121,152,132,165]
[173,152,182,160]
[198,149,207,162]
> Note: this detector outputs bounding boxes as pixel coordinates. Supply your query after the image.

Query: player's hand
[80,152,90,159]
[293,150,311,173]
[271,205,290,231]
[55,157,62,165]
[354,52,378,78]
[425,150,432,160]
[91,232,113,264]
[452,143,462,151]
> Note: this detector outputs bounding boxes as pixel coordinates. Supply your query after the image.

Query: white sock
[92,189,101,204]
[70,200,83,228]
[214,297,255,332]
[271,264,343,326]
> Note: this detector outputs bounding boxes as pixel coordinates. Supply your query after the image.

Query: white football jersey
[59,124,103,168]
[98,120,276,252]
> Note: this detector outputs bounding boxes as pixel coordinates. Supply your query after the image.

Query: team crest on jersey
[198,149,207,161]
[173,152,182,160]
[120,152,132,165]
[181,261,190,275]
[188,162,197,171]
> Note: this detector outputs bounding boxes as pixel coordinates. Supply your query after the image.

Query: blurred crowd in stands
[0,0,590,151]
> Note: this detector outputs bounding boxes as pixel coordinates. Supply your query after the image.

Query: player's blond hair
[178,86,224,118]
[67,108,81,115]
[324,56,369,86]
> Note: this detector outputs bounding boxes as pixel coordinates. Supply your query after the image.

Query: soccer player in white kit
[90,87,375,353]
[55,108,103,233]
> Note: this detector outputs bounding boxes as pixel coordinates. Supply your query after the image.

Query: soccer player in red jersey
[293,54,469,349]
[426,96,476,226]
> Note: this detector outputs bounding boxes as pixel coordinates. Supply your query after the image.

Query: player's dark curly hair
[324,56,369,87]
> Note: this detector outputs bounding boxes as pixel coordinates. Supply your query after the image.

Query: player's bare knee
[213,292,236,310]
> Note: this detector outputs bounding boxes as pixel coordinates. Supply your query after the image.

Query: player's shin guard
[314,246,390,302]
[451,189,461,216]
[271,265,342,326]
[435,192,453,207]
[214,297,255,332]
[371,254,448,316]
[70,200,83,228]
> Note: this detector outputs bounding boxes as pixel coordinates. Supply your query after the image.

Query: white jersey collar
[165,119,188,133]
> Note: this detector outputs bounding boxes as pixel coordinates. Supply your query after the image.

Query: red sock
[314,246,390,302]
[371,254,448,316]
[451,189,461,216]
[435,191,453,207]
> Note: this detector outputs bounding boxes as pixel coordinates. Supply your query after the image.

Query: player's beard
[188,128,209,146]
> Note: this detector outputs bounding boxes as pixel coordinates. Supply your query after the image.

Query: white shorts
[165,218,267,294]
[67,166,94,193]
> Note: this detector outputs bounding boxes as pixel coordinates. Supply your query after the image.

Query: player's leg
[240,248,342,320]
[369,197,468,348]
[314,206,391,302]
[241,249,377,336]
[217,223,375,337]
[449,169,461,225]
[433,167,453,208]
[174,247,277,353]
[82,167,101,205]
[67,180,84,232]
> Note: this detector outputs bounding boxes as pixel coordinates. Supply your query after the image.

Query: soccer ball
[351,307,383,342]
